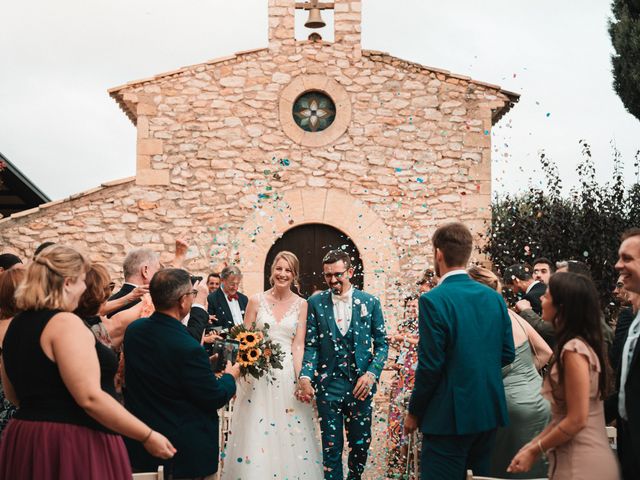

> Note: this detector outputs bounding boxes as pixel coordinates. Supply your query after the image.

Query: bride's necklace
[270,288,293,303]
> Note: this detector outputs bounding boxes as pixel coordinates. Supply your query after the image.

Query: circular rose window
[292,91,336,132]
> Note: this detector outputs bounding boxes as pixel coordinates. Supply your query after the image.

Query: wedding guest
[207,265,248,330]
[106,248,158,318]
[532,257,554,285]
[555,259,591,276]
[467,266,552,479]
[387,295,420,475]
[508,272,618,479]
[610,228,640,479]
[0,254,22,273]
[123,268,239,478]
[74,263,116,348]
[610,275,637,372]
[405,222,515,479]
[0,269,24,436]
[207,272,221,293]
[504,264,546,315]
[0,245,175,479]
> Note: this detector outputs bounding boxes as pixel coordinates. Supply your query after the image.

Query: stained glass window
[292,91,336,132]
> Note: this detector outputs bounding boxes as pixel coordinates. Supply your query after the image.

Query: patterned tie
[227,293,239,301]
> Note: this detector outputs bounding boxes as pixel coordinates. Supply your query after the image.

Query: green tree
[482,143,639,321]
[609,0,640,121]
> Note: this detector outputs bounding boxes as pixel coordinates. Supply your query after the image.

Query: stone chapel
[0,0,518,313]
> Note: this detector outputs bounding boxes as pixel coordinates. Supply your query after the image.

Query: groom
[298,249,388,480]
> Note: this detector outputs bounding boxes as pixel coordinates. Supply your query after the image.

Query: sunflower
[239,332,260,349]
[247,348,262,362]
[238,351,253,368]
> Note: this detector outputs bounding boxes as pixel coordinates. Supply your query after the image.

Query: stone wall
[1,42,508,302]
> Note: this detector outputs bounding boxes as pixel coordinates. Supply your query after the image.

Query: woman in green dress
[468,266,552,478]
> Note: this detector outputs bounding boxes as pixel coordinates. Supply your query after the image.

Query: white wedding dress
[221,294,323,480]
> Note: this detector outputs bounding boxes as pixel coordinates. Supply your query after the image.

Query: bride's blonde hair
[270,251,301,293]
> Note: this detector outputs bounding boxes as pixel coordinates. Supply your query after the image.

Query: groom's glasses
[323,270,348,280]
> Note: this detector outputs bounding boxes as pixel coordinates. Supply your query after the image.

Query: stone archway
[235,187,399,304]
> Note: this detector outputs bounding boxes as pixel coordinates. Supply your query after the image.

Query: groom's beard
[328,280,350,295]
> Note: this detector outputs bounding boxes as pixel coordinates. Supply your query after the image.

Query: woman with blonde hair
[222,250,323,479]
[468,265,553,478]
[0,245,175,479]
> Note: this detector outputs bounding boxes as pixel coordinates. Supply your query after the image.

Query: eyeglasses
[182,289,198,298]
[323,270,348,280]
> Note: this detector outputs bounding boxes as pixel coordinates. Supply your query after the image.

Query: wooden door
[264,223,363,298]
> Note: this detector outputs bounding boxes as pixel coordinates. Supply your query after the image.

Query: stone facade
[0,2,518,474]
[0,0,518,321]
[0,0,518,343]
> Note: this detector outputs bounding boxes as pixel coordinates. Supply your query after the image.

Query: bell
[305,7,326,29]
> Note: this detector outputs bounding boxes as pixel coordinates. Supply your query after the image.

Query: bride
[221,251,323,479]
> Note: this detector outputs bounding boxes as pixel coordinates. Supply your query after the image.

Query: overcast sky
[1,0,638,200]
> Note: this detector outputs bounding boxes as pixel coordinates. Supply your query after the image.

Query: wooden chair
[466,469,547,480]
[132,465,164,480]
[607,425,617,449]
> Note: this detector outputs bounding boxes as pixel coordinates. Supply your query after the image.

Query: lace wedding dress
[221,294,323,480]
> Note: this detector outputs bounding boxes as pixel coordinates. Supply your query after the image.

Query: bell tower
[268,0,361,59]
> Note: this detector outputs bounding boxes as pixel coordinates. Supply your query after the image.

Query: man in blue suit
[123,268,239,479]
[299,249,388,480]
[405,222,515,480]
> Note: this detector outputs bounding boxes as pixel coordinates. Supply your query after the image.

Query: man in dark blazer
[207,265,248,330]
[405,222,515,479]
[504,263,546,315]
[611,228,640,479]
[123,268,239,479]
[107,248,159,318]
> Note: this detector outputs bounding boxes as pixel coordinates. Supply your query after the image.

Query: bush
[482,142,640,321]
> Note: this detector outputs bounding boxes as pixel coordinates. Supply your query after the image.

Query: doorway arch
[264,223,363,298]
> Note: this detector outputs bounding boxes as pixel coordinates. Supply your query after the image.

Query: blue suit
[302,289,388,480]
[123,312,236,478]
[408,273,514,479]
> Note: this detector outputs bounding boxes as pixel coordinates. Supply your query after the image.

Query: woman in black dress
[0,245,176,479]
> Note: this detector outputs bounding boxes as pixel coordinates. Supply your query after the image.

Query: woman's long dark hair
[548,272,609,400]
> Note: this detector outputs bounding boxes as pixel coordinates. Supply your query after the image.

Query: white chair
[132,465,164,480]
[466,470,547,480]
[607,425,617,449]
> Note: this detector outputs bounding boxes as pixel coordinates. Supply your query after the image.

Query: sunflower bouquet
[228,323,284,380]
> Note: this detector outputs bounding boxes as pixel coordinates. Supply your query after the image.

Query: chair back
[607,425,617,449]
[132,465,164,480]
[466,470,547,480]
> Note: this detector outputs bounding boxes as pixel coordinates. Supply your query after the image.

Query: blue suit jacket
[301,289,388,391]
[206,287,248,330]
[408,273,515,435]
[123,312,236,478]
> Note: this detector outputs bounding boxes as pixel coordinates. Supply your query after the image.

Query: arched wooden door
[264,223,363,298]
